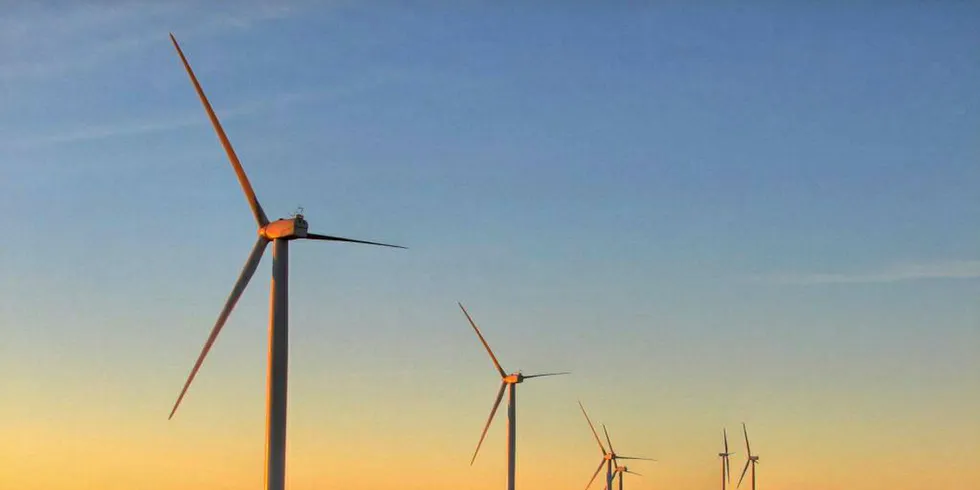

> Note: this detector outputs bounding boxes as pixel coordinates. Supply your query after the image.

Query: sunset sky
[1,3,978,490]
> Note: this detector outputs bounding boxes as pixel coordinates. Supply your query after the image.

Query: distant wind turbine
[737,423,760,490]
[578,402,654,490]
[612,465,643,490]
[459,302,569,490]
[165,34,404,490]
[719,428,736,490]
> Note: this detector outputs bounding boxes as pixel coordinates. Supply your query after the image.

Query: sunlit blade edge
[584,459,606,490]
[602,424,616,455]
[458,302,507,378]
[168,237,269,419]
[743,422,751,456]
[737,459,751,488]
[578,401,607,455]
[471,381,506,465]
[168,33,269,227]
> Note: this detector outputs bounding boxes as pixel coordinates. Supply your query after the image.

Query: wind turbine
[719,428,736,490]
[578,402,654,490]
[737,423,760,490]
[459,302,569,490]
[611,465,643,490]
[165,34,404,490]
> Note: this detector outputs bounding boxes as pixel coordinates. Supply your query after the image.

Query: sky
[1,2,978,490]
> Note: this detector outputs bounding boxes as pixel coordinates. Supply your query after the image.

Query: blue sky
[1,3,978,489]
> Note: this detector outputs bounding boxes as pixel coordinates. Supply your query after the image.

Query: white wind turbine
[578,402,654,490]
[719,428,736,490]
[459,302,569,490]
[737,423,760,490]
[165,34,404,490]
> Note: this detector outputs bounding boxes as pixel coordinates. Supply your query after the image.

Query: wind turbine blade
[470,381,506,465]
[616,456,656,461]
[305,233,406,249]
[522,371,570,379]
[458,303,506,378]
[602,424,616,455]
[737,460,751,488]
[742,422,752,456]
[584,459,606,490]
[726,455,732,484]
[169,33,269,227]
[724,427,729,454]
[168,237,269,419]
[625,470,643,476]
[578,401,607,454]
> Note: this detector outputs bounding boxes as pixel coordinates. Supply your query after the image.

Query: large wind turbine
[459,303,568,490]
[578,402,654,490]
[737,423,760,490]
[719,428,736,490]
[165,34,404,490]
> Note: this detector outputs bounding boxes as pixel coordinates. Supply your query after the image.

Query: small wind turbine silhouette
[719,428,736,490]
[611,465,643,490]
[578,402,654,490]
[459,302,568,490]
[737,423,760,490]
[165,34,404,490]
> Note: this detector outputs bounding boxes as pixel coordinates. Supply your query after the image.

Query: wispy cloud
[0,89,318,149]
[0,73,398,150]
[749,260,980,285]
[0,4,299,81]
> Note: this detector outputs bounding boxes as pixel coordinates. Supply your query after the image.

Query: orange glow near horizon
[2,373,978,490]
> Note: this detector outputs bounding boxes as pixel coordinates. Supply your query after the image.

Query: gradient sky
[1,3,978,490]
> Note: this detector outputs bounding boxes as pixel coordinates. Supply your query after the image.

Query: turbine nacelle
[259,215,309,240]
[504,372,523,384]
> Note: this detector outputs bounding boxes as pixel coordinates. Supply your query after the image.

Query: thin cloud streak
[0,90,316,149]
[0,4,298,81]
[2,72,403,150]
[750,260,980,285]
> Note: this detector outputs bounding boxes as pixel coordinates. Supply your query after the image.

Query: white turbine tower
[719,428,736,490]
[737,423,760,490]
[165,34,404,490]
[459,302,569,490]
[578,402,654,490]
